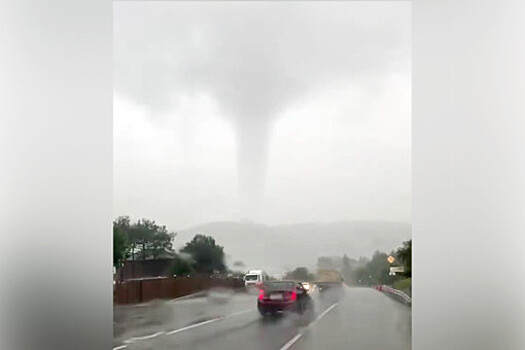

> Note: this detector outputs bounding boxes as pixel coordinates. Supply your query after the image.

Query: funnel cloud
[114,1,411,225]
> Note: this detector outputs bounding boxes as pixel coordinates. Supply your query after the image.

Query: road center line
[278,302,339,350]
[113,346,128,350]
[309,302,338,328]
[167,317,223,335]
[123,331,165,343]
[279,333,303,350]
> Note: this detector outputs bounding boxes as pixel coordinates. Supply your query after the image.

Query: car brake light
[258,289,265,301]
[290,292,297,301]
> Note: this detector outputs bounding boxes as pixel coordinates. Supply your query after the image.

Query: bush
[393,278,411,292]
[171,255,193,276]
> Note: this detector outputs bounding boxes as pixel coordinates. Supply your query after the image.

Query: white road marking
[224,309,254,318]
[166,308,253,335]
[167,317,223,335]
[309,302,338,328]
[278,302,339,350]
[119,307,254,345]
[113,346,128,350]
[123,331,165,343]
[279,333,303,350]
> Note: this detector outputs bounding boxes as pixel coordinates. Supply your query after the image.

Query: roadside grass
[393,278,411,292]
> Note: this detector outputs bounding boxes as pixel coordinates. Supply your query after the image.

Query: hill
[175,221,411,277]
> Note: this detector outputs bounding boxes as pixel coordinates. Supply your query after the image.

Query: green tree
[170,254,193,276]
[113,224,130,268]
[133,219,158,260]
[147,225,175,260]
[367,251,394,285]
[396,239,412,277]
[354,266,370,285]
[352,251,395,286]
[180,234,226,273]
[113,216,175,261]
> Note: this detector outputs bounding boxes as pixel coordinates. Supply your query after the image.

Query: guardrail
[375,285,412,305]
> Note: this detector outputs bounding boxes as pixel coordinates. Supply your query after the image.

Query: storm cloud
[114,1,411,223]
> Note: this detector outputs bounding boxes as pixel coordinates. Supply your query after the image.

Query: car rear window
[262,282,296,291]
[245,274,258,281]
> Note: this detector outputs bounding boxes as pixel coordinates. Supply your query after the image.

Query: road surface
[114,286,411,350]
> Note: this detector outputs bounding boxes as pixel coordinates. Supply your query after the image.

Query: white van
[244,270,268,287]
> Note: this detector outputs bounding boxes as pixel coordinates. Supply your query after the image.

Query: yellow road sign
[387,255,395,264]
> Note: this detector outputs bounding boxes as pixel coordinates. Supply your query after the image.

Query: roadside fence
[114,276,244,304]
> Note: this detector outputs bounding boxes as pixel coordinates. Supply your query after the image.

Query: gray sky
[113,1,411,229]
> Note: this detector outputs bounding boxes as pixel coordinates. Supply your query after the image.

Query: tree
[354,266,370,285]
[396,239,412,277]
[180,234,226,274]
[147,225,175,260]
[367,251,394,285]
[342,254,355,284]
[284,267,315,281]
[113,216,175,261]
[352,251,396,286]
[113,223,130,268]
[133,219,160,260]
[170,254,193,276]
[357,256,370,268]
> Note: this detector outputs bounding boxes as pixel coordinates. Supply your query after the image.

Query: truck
[243,270,268,288]
[316,269,343,283]
[315,269,344,301]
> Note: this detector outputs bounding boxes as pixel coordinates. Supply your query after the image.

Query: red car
[257,281,313,317]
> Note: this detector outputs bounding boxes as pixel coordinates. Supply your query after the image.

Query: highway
[114,286,411,350]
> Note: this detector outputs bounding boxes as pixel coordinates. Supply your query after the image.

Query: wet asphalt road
[114,286,411,350]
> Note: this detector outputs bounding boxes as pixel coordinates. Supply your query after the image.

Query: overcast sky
[113,1,411,229]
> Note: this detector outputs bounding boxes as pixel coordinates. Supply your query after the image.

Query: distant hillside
[175,221,411,277]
